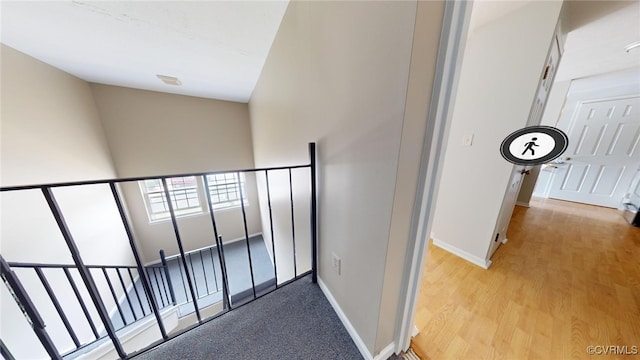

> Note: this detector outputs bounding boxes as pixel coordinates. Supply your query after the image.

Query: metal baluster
[63,268,99,339]
[159,250,177,306]
[237,171,256,298]
[265,170,278,288]
[0,338,16,360]
[109,182,167,339]
[116,268,137,321]
[102,268,127,327]
[34,267,81,348]
[176,258,188,301]
[42,187,126,358]
[151,268,166,307]
[288,168,297,277]
[146,268,163,307]
[209,247,219,291]
[200,251,209,294]
[127,268,146,317]
[202,175,231,310]
[161,178,201,321]
[188,254,200,298]
[309,143,318,283]
[157,267,170,305]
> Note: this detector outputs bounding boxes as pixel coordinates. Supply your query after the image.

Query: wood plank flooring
[412,198,640,359]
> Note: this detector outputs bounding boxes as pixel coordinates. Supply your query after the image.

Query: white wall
[90,84,262,263]
[0,44,134,358]
[431,1,562,263]
[249,1,444,356]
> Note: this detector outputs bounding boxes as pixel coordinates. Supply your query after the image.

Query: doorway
[400,2,638,357]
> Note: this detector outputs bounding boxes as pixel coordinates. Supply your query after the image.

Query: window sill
[147,204,250,224]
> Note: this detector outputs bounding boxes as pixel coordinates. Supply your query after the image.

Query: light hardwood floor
[412,197,640,359]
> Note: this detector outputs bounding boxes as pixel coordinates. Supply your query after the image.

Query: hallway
[413,198,640,359]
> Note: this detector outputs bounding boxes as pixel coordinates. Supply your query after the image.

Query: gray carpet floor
[131,275,363,360]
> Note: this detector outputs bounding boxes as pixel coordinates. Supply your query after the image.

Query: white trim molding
[515,201,530,208]
[431,238,492,269]
[394,0,475,353]
[318,278,395,360]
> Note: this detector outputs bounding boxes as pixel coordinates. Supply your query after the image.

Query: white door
[548,95,640,208]
[487,165,527,258]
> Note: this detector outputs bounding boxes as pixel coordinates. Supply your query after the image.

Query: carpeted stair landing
[132,275,363,360]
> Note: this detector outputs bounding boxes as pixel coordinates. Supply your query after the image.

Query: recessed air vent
[156,74,182,86]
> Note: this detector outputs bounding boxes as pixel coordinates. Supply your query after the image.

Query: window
[206,173,247,210]
[140,176,203,221]
[139,173,248,222]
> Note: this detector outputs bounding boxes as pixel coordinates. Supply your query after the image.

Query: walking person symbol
[522,137,539,156]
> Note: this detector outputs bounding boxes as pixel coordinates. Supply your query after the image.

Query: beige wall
[0,45,116,186]
[0,44,134,358]
[431,1,562,262]
[249,1,443,356]
[90,84,262,262]
[90,84,255,177]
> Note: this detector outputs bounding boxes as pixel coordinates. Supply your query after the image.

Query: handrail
[1,143,318,359]
[8,262,138,269]
[0,163,311,192]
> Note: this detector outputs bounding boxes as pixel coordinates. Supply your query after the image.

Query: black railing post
[115,268,138,321]
[265,170,278,287]
[159,250,177,306]
[202,176,231,310]
[63,268,100,339]
[41,187,126,359]
[309,143,318,283]
[0,338,16,360]
[288,168,298,277]
[0,256,61,360]
[237,171,257,299]
[34,267,81,348]
[109,183,168,339]
[161,178,201,322]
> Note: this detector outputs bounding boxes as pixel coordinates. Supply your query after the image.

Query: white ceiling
[1,1,638,103]
[556,0,640,81]
[468,0,640,82]
[1,1,289,103]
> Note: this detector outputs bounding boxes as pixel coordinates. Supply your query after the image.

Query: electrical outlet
[463,134,474,147]
[331,252,341,275]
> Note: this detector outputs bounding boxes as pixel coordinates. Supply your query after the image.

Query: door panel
[549,95,640,207]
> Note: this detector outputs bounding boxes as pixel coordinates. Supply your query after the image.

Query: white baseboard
[431,238,492,269]
[374,342,396,360]
[317,278,395,360]
[412,325,420,337]
[515,201,530,208]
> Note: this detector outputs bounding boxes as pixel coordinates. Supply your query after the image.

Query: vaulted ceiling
[2,1,638,103]
[1,1,289,102]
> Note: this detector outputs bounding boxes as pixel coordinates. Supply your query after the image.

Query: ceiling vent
[156,74,182,86]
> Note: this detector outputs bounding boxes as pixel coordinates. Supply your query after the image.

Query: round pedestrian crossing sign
[500,126,568,165]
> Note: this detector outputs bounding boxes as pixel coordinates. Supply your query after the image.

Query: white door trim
[394,0,473,353]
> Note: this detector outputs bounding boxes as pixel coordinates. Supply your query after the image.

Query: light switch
[463,134,474,147]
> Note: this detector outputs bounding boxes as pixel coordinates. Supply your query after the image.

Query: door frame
[394,0,472,353]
